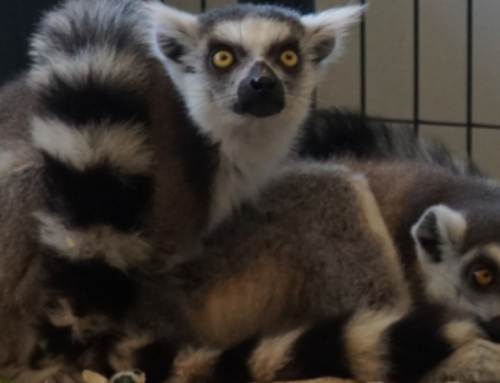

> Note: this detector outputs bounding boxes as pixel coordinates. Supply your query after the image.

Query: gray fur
[30,0,149,67]
[198,4,304,35]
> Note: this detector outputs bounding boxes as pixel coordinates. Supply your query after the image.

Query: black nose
[233,62,285,118]
[250,76,277,91]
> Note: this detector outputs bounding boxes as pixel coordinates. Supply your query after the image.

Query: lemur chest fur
[208,117,304,228]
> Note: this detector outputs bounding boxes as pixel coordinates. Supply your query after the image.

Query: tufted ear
[411,205,467,263]
[301,5,365,64]
[146,1,199,64]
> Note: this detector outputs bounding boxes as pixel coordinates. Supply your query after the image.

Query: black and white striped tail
[169,305,486,383]
[28,0,154,316]
[299,109,480,176]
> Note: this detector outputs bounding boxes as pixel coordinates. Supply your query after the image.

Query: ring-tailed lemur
[5,1,500,382]
[0,0,365,381]
[25,0,364,308]
[146,1,364,228]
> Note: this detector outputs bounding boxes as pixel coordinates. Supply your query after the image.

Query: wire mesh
[234,0,500,160]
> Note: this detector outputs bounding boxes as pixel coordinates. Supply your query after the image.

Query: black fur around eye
[271,41,301,72]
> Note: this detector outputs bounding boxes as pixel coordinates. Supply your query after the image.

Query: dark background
[0,0,314,86]
[0,0,60,86]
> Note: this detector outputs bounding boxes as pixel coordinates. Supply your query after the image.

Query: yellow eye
[472,268,495,287]
[280,50,298,67]
[212,50,234,69]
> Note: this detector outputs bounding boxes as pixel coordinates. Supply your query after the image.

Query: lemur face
[147,2,363,134]
[412,205,500,324]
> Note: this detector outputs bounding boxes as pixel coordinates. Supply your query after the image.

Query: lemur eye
[471,267,496,288]
[280,50,298,68]
[212,50,234,69]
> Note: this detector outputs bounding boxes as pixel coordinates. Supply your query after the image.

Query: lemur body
[136,117,500,383]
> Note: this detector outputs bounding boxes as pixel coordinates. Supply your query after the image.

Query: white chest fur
[208,116,303,229]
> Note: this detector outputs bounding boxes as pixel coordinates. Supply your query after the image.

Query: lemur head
[412,203,500,324]
[147,2,363,138]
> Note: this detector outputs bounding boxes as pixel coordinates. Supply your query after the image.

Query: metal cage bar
[360,0,367,117]
[413,0,420,135]
[466,0,473,156]
[239,0,314,14]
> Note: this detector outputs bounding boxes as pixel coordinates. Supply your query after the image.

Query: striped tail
[28,0,155,317]
[298,109,480,176]
[167,305,488,383]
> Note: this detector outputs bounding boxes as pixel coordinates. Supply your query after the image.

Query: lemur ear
[146,2,199,64]
[301,5,365,64]
[411,205,467,263]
